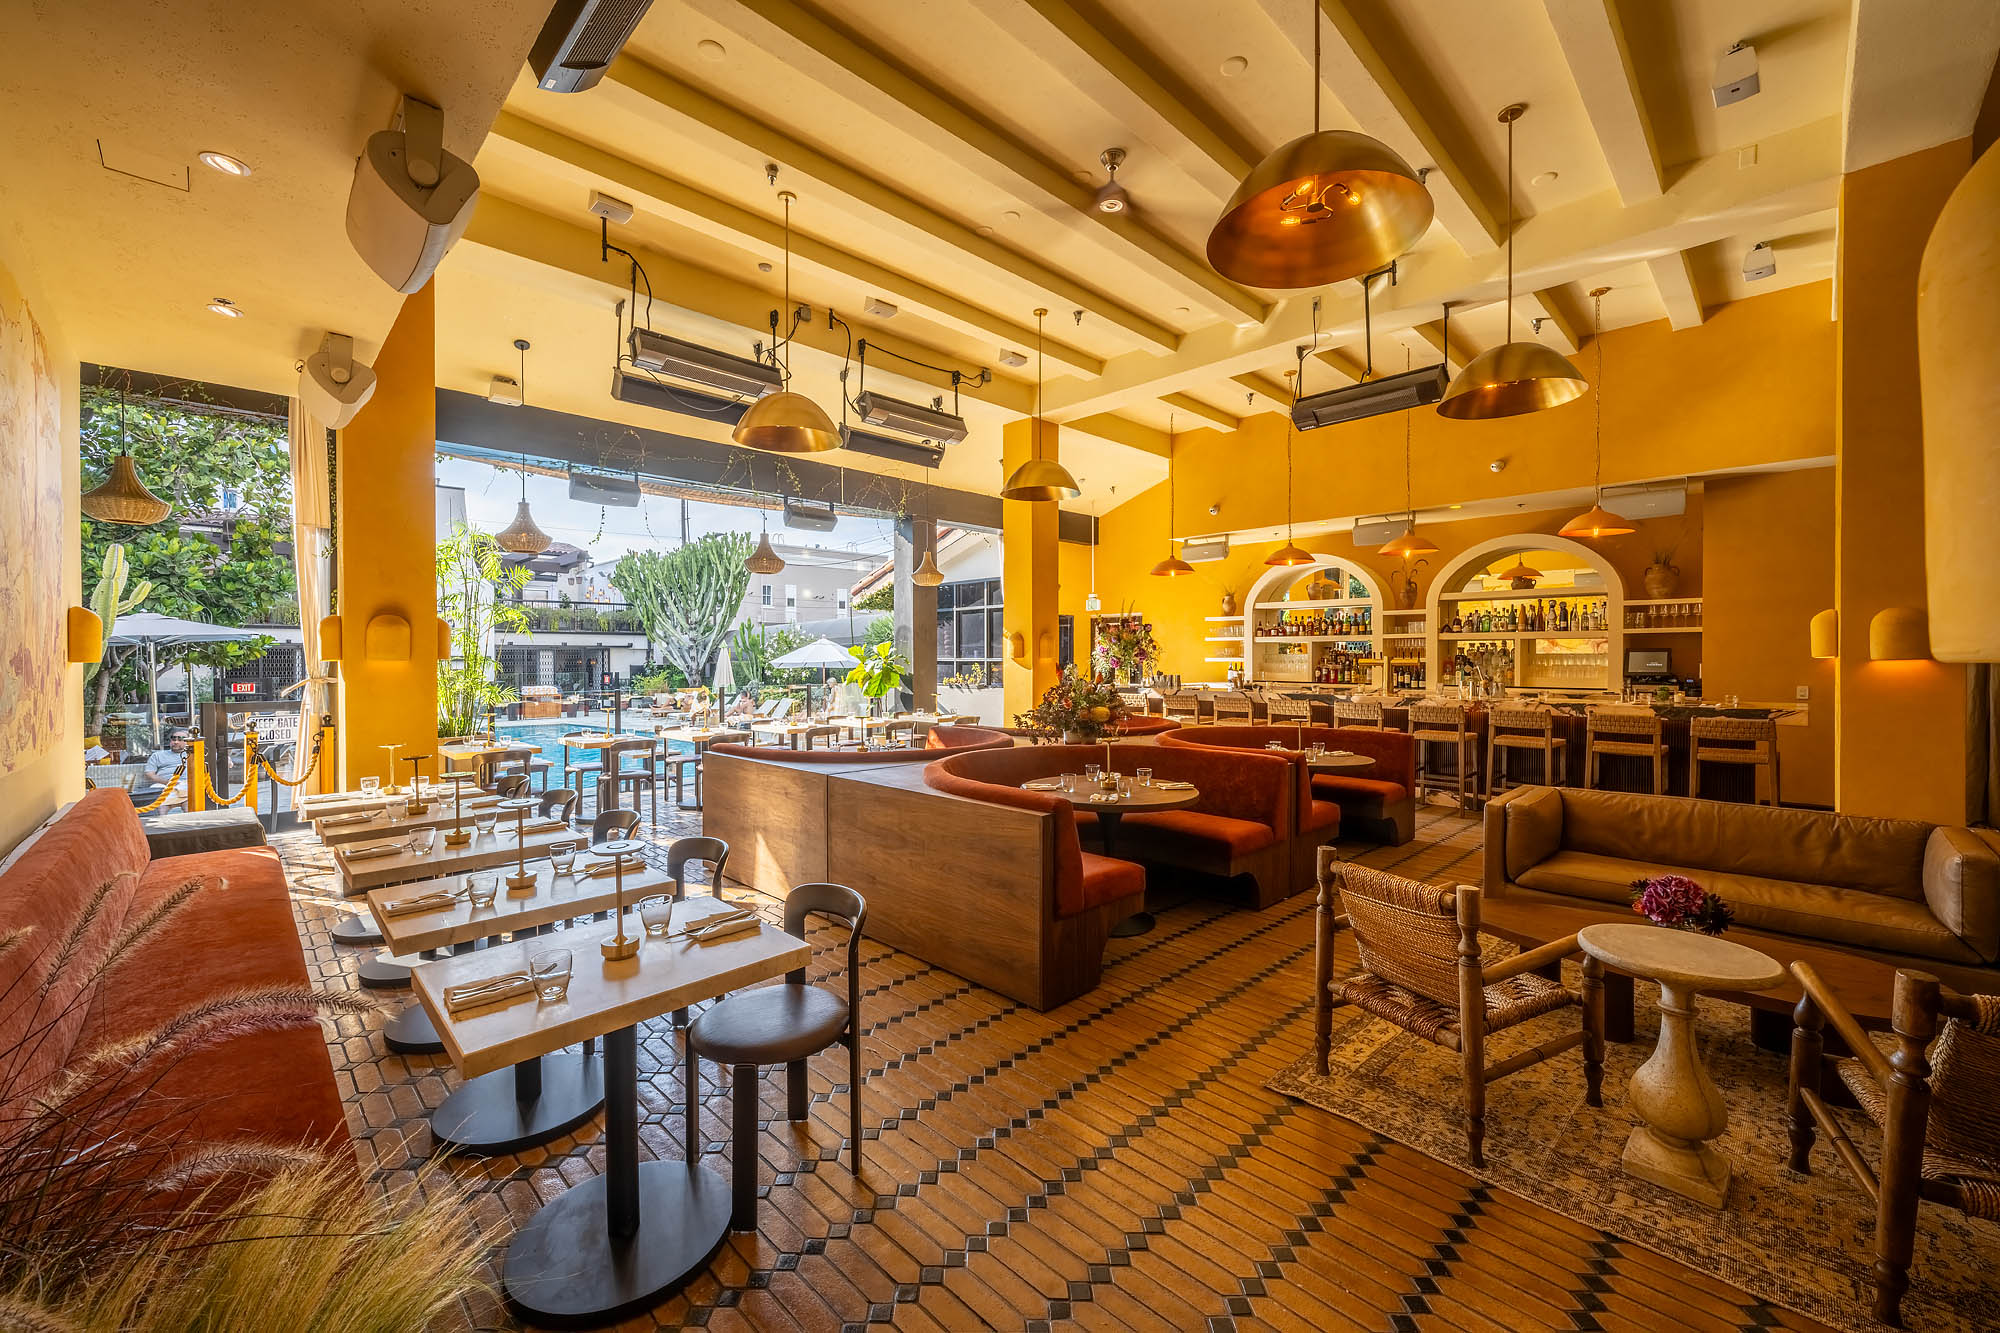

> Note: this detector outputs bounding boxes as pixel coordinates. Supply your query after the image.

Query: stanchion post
[188,739,208,812]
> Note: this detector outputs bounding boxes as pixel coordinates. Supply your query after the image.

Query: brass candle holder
[379,743,405,794]
[442,773,472,846]
[403,754,431,814]
[593,838,646,960]
[498,796,539,892]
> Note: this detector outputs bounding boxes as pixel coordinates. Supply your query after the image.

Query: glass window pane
[987,579,1004,606]
[935,613,955,658]
[988,609,1005,658]
[959,611,986,658]
[937,583,956,610]
[956,580,984,609]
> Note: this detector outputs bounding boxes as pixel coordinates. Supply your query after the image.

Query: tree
[436,524,530,735]
[728,622,816,690]
[854,582,894,613]
[611,533,753,686]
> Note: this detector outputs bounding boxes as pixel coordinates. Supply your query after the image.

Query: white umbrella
[106,612,260,745]
[711,641,736,696]
[771,634,858,711]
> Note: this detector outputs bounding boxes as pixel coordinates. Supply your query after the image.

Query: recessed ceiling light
[757,261,773,273]
[1001,210,1021,223]
[1221,55,1249,76]
[1531,170,1559,187]
[1449,503,1463,510]
[976,224,994,236]
[697,38,726,61]
[206,298,244,318]
[198,150,252,177]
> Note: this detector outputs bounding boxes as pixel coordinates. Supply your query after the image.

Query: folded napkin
[320,811,380,828]
[1022,779,1066,791]
[442,971,534,1014]
[1087,791,1121,804]
[515,819,567,835]
[687,912,760,944]
[380,890,459,917]
[343,843,405,861]
[581,859,643,880]
[1149,779,1196,790]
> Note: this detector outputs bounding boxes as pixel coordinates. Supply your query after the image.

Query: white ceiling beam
[595,57,1182,355]
[1646,250,1706,330]
[1043,113,1840,418]
[1516,289,1584,356]
[1160,392,1242,431]
[686,0,1271,326]
[1314,347,1369,385]
[1231,373,1299,414]
[1841,0,2000,173]
[965,0,1257,199]
[1404,319,1472,374]
[1251,0,1505,256]
[1541,0,1664,202]
[483,114,1109,379]
[1068,413,1169,457]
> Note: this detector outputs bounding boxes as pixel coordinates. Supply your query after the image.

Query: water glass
[548,842,580,876]
[359,776,380,795]
[1084,763,1103,785]
[1135,767,1153,787]
[385,796,409,823]
[406,827,437,856]
[465,873,498,908]
[530,948,573,1002]
[637,896,675,937]
[472,809,498,836]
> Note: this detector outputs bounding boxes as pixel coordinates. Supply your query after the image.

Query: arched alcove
[1243,550,1386,687]
[1423,535,1627,694]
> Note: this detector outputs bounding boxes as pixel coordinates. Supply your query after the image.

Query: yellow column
[1833,140,1970,823]
[334,283,438,791]
[1001,416,1062,721]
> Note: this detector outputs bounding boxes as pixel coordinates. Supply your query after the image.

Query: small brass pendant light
[1266,372,1313,566]
[1378,350,1439,557]
[745,506,785,575]
[910,474,944,586]
[1499,556,1544,585]
[733,190,840,453]
[1151,411,1194,576]
[81,387,172,526]
[495,340,554,556]
[1560,287,1637,539]
[1207,9,1432,288]
[1438,105,1589,420]
[1000,309,1081,501]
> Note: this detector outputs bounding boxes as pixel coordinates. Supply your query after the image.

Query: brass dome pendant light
[1378,349,1439,557]
[733,190,840,454]
[1207,10,1432,288]
[81,386,172,526]
[1000,309,1081,501]
[495,339,554,556]
[1438,104,1589,420]
[1266,371,1314,566]
[1151,411,1194,576]
[1560,287,1637,539]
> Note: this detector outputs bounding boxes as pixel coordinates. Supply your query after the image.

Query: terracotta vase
[1220,590,1237,616]
[1644,562,1679,599]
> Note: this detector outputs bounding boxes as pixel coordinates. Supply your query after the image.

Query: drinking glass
[359,776,380,796]
[1084,763,1103,785]
[531,948,573,1002]
[465,873,498,908]
[1135,767,1153,787]
[548,842,580,876]
[637,896,674,937]
[385,796,409,823]
[473,809,498,836]
[406,827,437,856]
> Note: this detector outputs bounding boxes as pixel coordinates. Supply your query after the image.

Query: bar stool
[1161,690,1200,721]
[1486,706,1566,796]
[1410,701,1481,807]
[1334,698,1384,729]
[485,746,536,792]
[605,737,659,822]
[1117,689,1147,716]
[1690,716,1780,805]
[1266,696,1311,726]
[1212,693,1254,722]
[1586,711,1666,794]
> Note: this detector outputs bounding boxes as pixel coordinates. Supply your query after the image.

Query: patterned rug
[1271,911,2000,1333]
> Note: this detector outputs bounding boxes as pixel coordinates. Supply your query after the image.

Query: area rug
[1269,967,2000,1333]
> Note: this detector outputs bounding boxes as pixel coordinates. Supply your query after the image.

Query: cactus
[85,543,150,677]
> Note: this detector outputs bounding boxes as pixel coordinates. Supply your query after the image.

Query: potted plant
[845,640,909,715]
[1089,619,1159,686]
[1644,543,1681,599]
[1015,666,1124,742]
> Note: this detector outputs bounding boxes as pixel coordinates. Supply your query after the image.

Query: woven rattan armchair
[1314,846,1604,1166]
[1786,964,2000,1326]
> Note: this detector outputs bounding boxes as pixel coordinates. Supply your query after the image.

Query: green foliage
[611,533,754,685]
[862,613,896,649]
[854,582,894,613]
[435,524,529,736]
[1014,665,1124,741]
[729,622,817,690]
[845,640,908,700]
[628,664,685,695]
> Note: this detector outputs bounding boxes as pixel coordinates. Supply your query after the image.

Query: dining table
[412,897,809,1324]
[439,739,542,788]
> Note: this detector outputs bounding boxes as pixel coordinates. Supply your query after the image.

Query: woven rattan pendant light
[1438,105,1589,420]
[745,507,785,575]
[495,340,553,556]
[1560,287,1636,539]
[80,388,172,526]
[911,474,944,587]
[1000,309,1080,501]
[1266,373,1313,567]
[1151,412,1193,576]
[1379,351,1439,557]
[1206,10,1432,288]
[733,190,840,454]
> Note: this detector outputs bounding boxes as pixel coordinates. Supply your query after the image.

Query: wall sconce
[1808,609,1837,660]
[364,613,412,662]
[436,618,452,659]
[319,615,344,661]
[1868,607,1930,661]
[66,607,103,664]
[1008,630,1028,662]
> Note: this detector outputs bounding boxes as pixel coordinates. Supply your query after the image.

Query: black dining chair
[493,773,530,799]
[667,835,730,902]
[590,807,639,842]
[686,882,866,1230]
[537,787,578,824]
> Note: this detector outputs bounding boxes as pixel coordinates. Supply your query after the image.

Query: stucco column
[1001,417,1061,721]
[894,515,938,711]
[334,283,439,789]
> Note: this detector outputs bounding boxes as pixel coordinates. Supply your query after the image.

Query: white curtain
[287,399,334,782]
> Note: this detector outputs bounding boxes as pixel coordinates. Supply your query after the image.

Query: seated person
[725,691,757,721]
[131,730,191,807]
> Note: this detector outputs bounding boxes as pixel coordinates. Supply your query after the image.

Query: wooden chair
[485,746,537,792]
[1586,711,1666,794]
[607,737,659,821]
[1409,701,1481,808]
[1266,695,1311,726]
[881,714,919,746]
[1486,706,1566,796]
[1315,848,1603,1166]
[1161,690,1200,721]
[1787,964,2000,1326]
[565,743,605,802]
[1116,689,1148,717]
[1333,698,1384,729]
[1690,716,1779,805]
[1211,692,1255,722]
[687,882,867,1229]
[801,724,844,751]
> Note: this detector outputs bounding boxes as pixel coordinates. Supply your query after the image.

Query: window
[760,583,772,607]
[784,584,796,609]
[936,577,1004,689]
[837,587,848,613]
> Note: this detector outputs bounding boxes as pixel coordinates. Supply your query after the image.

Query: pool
[494,718,695,756]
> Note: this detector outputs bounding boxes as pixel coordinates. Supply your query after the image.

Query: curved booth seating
[931,742,1296,910]
[706,723,1012,765]
[1161,724,1418,846]
[1114,715,1182,738]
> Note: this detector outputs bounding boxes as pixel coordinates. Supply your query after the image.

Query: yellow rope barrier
[130,762,188,814]
[256,733,324,788]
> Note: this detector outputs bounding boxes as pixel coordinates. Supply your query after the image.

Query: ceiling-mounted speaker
[298,332,378,429]
[568,469,641,506]
[1181,537,1229,563]
[1351,515,1410,546]
[530,0,657,94]
[782,496,839,532]
[345,96,479,294]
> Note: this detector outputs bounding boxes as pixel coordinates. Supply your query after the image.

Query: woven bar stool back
[1409,701,1480,807]
[1586,710,1666,794]
[1689,715,1779,805]
[1266,695,1311,725]
[1487,705,1566,796]
[1333,698,1384,729]
[1212,692,1254,722]
[1161,690,1200,720]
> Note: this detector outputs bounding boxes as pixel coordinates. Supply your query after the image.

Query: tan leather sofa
[1483,786,2000,989]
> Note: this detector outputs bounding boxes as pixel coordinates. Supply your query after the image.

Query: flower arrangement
[1630,873,1734,935]
[1015,666,1124,742]
[1090,619,1159,684]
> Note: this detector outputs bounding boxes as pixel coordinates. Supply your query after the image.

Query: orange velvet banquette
[1160,724,1418,846]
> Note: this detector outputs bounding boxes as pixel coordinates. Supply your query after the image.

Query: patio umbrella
[106,612,260,746]
[711,641,736,698]
[770,635,858,710]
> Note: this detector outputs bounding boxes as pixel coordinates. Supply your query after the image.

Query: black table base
[356,954,412,988]
[434,1049,604,1156]
[503,1025,730,1326]
[383,1003,443,1055]
[331,914,383,946]
[1095,808,1157,938]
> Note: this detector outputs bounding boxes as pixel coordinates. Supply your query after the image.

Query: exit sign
[229,682,256,695]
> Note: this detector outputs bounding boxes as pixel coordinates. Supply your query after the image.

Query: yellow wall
[0,243,82,855]
[1000,417,1061,718]
[334,284,438,788]
[1834,141,1971,824]
[1703,468,1837,807]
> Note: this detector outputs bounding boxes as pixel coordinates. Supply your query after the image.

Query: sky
[437,456,900,567]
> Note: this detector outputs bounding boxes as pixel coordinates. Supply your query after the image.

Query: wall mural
[0,277,64,776]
